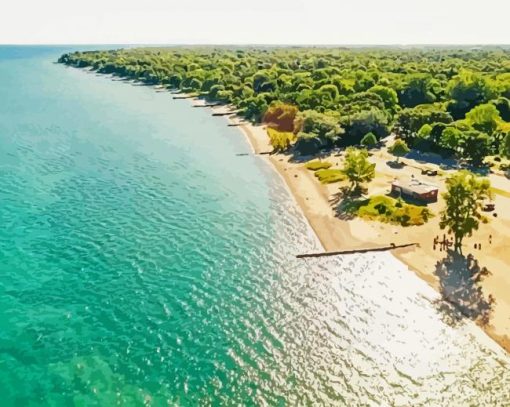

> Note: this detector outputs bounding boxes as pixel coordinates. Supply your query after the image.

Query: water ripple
[0,52,509,406]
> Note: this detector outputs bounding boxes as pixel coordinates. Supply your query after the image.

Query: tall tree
[397,74,438,108]
[341,147,376,193]
[440,171,491,253]
[447,70,496,119]
[459,130,491,165]
[465,103,501,135]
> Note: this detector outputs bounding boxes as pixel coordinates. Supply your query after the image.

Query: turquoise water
[0,47,509,406]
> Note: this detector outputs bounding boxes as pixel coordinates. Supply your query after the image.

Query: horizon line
[1,43,510,47]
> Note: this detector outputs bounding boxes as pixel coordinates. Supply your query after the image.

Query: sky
[1,0,509,45]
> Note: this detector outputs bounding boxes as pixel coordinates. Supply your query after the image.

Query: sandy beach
[199,102,510,354]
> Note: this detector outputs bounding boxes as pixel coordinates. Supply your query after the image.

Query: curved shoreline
[208,103,510,355]
[63,69,510,354]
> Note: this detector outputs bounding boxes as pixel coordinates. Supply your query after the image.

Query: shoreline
[201,102,510,354]
[64,72,510,355]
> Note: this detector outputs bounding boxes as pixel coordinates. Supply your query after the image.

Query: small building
[391,178,439,203]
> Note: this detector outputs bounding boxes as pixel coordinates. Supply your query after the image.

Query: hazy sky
[1,0,509,44]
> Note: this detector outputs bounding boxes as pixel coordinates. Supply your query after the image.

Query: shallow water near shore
[0,46,509,405]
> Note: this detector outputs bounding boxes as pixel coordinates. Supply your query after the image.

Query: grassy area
[344,195,433,226]
[267,128,296,151]
[314,169,345,184]
[305,160,332,171]
[491,187,510,198]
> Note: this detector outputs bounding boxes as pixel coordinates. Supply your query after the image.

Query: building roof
[392,178,438,195]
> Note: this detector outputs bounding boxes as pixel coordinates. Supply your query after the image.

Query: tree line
[58,46,510,162]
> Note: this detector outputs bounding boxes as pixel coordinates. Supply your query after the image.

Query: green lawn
[343,195,433,226]
[305,160,332,171]
[314,169,345,184]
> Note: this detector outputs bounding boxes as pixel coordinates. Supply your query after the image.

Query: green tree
[397,74,437,108]
[294,110,344,145]
[465,103,501,135]
[343,108,390,145]
[460,130,491,165]
[388,139,410,163]
[447,70,496,119]
[439,126,463,153]
[341,147,376,193]
[440,171,491,253]
[187,77,202,90]
[240,95,269,122]
[360,132,378,148]
[318,84,339,101]
[417,124,432,138]
[394,105,453,145]
[368,85,398,111]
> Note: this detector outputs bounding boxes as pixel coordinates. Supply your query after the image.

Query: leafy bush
[314,169,345,184]
[355,195,432,226]
[388,139,410,162]
[267,128,296,152]
[305,160,332,171]
[360,132,378,147]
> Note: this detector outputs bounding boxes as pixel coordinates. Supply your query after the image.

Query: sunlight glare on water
[0,46,508,406]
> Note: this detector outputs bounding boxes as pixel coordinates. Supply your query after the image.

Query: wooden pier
[172,95,196,100]
[296,243,419,259]
[212,111,237,117]
[193,103,221,108]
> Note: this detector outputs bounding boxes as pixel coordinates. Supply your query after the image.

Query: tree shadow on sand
[329,186,368,221]
[289,149,335,164]
[433,250,495,327]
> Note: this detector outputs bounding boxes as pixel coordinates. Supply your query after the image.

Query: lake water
[0,46,509,406]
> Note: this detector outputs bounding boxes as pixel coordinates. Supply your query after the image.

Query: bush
[314,169,345,184]
[305,160,333,170]
[360,132,378,147]
[267,128,296,152]
[355,195,432,226]
[294,132,323,155]
[388,139,410,162]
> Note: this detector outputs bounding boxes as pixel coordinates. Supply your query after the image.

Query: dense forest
[58,47,510,163]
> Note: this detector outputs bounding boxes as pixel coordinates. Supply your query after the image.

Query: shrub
[267,128,296,152]
[388,139,410,162]
[305,160,333,171]
[354,195,432,226]
[360,132,378,147]
[314,169,345,184]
